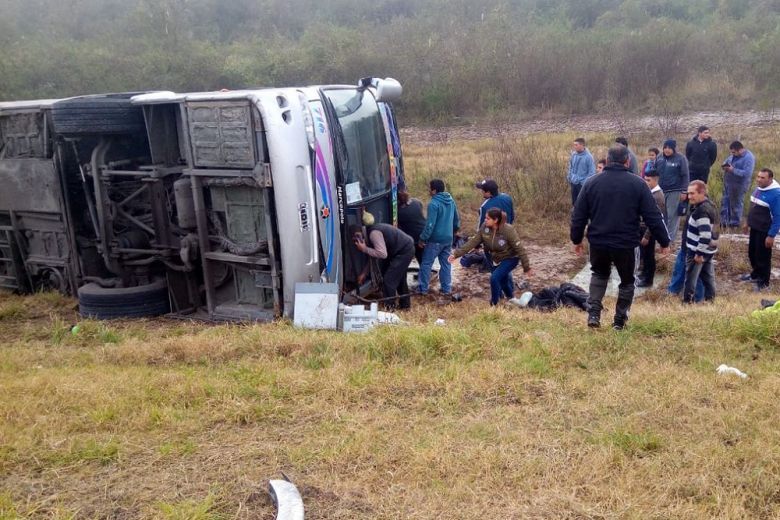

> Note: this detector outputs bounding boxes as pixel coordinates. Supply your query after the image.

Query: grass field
[1,287,779,518]
[2,127,780,518]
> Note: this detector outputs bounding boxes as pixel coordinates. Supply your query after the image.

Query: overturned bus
[0,77,404,321]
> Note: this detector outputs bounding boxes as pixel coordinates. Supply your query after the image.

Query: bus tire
[52,94,146,136]
[78,279,170,319]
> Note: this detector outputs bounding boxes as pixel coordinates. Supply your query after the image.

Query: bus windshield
[324,88,390,205]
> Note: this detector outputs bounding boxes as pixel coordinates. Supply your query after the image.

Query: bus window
[324,89,390,204]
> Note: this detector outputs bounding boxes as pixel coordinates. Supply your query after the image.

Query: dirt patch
[402,110,779,146]
[412,233,777,308]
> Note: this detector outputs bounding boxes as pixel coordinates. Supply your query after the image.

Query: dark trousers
[683,253,716,303]
[749,227,772,288]
[588,246,636,319]
[690,168,710,184]
[489,257,519,305]
[382,245,415,309]
[639,235,657,283]
[413,244,424,266]
[571,182,583,206]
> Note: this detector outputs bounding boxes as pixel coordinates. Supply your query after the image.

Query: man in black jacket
[685,126,718,183]
[571,144,671,329]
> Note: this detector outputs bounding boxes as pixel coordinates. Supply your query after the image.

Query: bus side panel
[309,100,342,287]
[252,92,320,318]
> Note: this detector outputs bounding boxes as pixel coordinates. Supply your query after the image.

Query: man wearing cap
[654,139,690,242]
[685,126,718,183]
[352,211,415,310]
[475,179,514,227]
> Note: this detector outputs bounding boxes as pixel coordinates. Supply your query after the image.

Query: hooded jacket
[453,222,530,270]
[420,192,460,244]
[685,136,718,174]
[748,180,780,237]
[655,152,690,193]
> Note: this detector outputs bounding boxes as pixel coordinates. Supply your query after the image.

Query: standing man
[654,139,689,242]
[685,126,718,183]
[636,169,666,288]
[721,141,756,229]
[352,211,415,310]
[615,137,639,175]
[743,168,780,290]
[571,144,670,329]
[683,181,718,303]
[566,137,596,206]
[475,179,514,226]
[418,179,460,296]
[397,190,427,265]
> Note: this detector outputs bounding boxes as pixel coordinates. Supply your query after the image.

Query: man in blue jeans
[418,179,460,295]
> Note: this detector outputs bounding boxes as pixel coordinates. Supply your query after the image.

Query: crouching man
[352,211,415,310]
[683,181,718,303]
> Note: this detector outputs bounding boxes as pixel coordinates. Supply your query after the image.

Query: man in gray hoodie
[418,179,460,295]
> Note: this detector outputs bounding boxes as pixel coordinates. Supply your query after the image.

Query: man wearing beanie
[352,210,415,310]
[654,139,690,242]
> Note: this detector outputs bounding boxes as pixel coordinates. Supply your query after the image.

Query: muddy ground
[412,234,776,308]
[401,109,779,145]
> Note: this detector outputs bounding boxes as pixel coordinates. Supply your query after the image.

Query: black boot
[587,310,601,328]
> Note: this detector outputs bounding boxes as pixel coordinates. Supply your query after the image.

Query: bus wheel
[78,278,170,320]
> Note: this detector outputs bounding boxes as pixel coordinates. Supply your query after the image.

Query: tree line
[1,0,779,119]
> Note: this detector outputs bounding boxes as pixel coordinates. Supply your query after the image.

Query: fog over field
[1,0,779,118]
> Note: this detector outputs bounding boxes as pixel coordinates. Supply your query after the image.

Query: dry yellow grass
[1,288,780,519]
[3,127,780,518]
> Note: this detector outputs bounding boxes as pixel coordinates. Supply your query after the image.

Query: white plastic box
[338,303,379,333]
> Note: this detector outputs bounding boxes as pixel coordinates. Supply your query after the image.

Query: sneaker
[753,283,769,292]
[761,299,777,309]
[587,312,601,328]
[612,315,627,330]
[739,273,757,282]
[635,279,653,288]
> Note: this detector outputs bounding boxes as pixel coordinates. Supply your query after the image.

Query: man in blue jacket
[571,144,670,330]
[654,139,689,242]
[721,141,756,228]
[567,137,596,206]
[475,179,514,226]
[743,168,780,290]
[418,179,460,295]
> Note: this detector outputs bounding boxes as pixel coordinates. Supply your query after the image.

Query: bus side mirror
[374,78,402,102]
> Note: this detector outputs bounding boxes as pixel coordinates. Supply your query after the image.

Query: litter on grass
[716,364,748,379]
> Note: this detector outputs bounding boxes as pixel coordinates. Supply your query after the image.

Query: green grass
[2,290,780,518]
[3,126,780,518]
